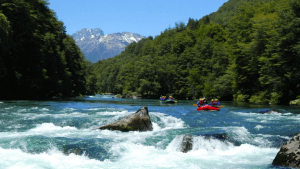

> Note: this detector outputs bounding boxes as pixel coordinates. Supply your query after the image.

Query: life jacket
[214,101,220,106]
[199,100,204,105]
[211,101,215,105]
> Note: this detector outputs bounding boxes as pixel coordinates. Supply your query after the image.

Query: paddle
[193,104,225,108]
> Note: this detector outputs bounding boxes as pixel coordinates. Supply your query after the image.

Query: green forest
[1,0,300,105]
[89,0,300,104]
[0,0,90,99]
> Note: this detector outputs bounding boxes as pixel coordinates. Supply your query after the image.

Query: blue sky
[48,0,228,37]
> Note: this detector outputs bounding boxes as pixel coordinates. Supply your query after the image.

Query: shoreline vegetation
[0,0,89,100]
[1,0,300,105]
[88,0,300,105]
[290,99,300,105]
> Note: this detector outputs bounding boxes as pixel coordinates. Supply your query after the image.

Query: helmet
[211,99,214,101]
[215,99,218,101]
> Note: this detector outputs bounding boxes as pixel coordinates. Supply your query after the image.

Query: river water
[0,95,299,169]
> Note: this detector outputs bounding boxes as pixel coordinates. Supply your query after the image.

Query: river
[1,95,299,169]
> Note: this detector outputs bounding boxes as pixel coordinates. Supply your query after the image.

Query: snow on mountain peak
[72,29,146,63]
[120,32,143,43]
[72,28,104,41]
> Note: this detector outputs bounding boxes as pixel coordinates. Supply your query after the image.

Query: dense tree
[88,0,300,104]
[0,0,89,99]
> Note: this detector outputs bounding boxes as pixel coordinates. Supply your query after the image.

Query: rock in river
[181,134,193,153]
[259,109,282,114]
[272,133,300,168]
[99,106,153,132]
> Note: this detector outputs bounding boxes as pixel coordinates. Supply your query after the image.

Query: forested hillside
[89,0,300,104]
[0,0,90,99]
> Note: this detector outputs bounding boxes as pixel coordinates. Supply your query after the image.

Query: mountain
[72,28,146,63]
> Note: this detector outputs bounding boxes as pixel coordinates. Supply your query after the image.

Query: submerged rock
[272,133,300,168]
[204,133,240,146]
[259,109,282,114]
[178,133,238,153]
[181,134,193,153]
[63,147,84,156]
[99,106,153,132]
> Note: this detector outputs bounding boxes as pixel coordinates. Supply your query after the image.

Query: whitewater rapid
[0,98,296,168]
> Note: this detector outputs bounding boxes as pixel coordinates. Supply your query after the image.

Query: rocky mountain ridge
[72,28,145,63]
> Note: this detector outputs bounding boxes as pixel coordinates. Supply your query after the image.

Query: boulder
[181,134,193,153]
[272,133,300,168]
[99,106,153,132]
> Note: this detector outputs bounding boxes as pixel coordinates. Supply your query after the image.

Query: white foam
[18,109,27,113]
[152,122,162,131]
[0,123,83,139]
[268,111,282,115]
[257,133,291,140]
[30,123,77,132]
[166,135,234,152]
[0,137,279,169]
[41,108,49,111]
[224,126,253,143]
[232,111,300,124]
[61,108,75,112]
[96,110,129,116]
[85,107,122,111]
[0,147,105,169]
[14,111,89,121]
[153,112,187,130]
[107,136,278,168]
[85,108,102,110]
[216,126,274,147]
[0,103,287,168]
[0,120,280,169]
[255,125,264,130]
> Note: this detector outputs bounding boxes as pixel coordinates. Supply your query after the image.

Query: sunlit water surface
[1,95,300,169]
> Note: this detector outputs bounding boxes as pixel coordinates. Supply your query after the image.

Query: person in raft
[214,99,221,106]
[168,96,174,100]
[208,99,215,106]
[160,96,165,101]
[209,99,220,107]
[197,98,205,107]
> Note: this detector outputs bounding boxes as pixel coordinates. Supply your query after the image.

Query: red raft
[197,105,220,111]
